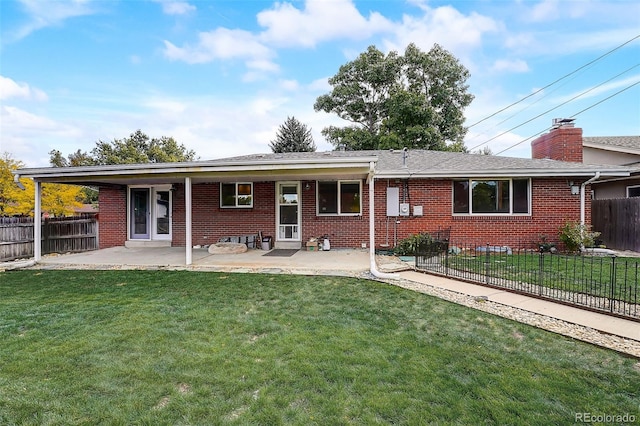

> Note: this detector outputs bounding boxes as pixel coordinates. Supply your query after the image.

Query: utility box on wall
[413,205,423,216]
[386,187,399,216]
[399,203,410,216]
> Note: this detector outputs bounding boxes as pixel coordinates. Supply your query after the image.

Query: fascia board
[374,169,632,179]
[14,157,378,179]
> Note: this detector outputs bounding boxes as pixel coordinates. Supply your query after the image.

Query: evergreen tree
[269,117,317,153]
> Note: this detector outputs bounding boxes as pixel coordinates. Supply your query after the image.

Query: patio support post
[368,162,398,280]
[34,180,42,262]
[185,176,192,265]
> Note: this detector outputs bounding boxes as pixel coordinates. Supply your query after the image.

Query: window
[317,180,361,215]
[453,179,530,215]
[220,182,253,208]
[627,185,640,198]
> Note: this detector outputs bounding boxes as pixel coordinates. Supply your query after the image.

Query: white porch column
[34,180,42,261]
[185,177,192,265]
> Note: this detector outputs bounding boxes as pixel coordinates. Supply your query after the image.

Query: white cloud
[382,5,499,60]
[153,0,196,16]
[163,28,275,67]
[0,105,82,166]
[528,0,560,22]
[551,74,640,104]
[279,79,300,91]
[256,0,394,48]
[491,59,530,73]
[0,76,48,101]
[8,0,99,42]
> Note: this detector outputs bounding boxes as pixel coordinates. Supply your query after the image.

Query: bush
[558,221,600,253]
[394,233,433,256]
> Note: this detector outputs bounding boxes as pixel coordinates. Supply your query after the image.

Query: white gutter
[580,172,600,226]
[368,162,399,280]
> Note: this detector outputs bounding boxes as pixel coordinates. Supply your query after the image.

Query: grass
[1,270,639,425]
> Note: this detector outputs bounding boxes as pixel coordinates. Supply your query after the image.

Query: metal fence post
[538,247,544,296]
[610,255,617,312]
[485,243,491,284]
[444,243,449,277]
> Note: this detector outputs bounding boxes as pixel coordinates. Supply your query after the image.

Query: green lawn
[1,270,638,425]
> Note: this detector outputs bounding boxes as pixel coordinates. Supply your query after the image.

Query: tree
[1,152,83,217]
[49,130,197,166]
[314,43,473,151]
[269,117,317,153]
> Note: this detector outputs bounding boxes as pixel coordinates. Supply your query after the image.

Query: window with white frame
[220,182,253,208]
[627,185,640,198]
[453,179,530,215]
[317,180,361,215]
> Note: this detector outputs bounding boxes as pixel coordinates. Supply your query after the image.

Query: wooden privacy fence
[0,215,98,262]
[592,198,640,252]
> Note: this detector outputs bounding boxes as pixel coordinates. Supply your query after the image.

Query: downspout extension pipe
[580,172,600,226]
[368,162,400,280]
[13,173,26,190]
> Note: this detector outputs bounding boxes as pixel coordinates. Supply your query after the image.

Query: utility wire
[468,63,640,152]
[494,79,640,155]
[467,33,640,129]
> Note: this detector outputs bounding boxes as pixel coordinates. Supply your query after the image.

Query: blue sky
[1,0,639,167]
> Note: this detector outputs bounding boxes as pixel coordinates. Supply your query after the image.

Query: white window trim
[316,180,362,216]
[452,178,531,216]
[626,184,640,198]
[220,182,253,208]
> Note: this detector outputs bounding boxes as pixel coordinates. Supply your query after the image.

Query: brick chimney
[531,118,583,163]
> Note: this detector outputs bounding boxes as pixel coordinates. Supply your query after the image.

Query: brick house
[14,142,630,268]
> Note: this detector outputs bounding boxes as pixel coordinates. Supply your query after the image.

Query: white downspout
[368,162,399,280]
[185,177,192,265]
[580,172,600,226]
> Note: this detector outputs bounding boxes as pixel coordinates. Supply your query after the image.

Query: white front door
[276,182,300,243]
[129,185,172,241]
[151,188,172,240]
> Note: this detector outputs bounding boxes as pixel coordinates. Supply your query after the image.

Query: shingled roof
[226,149,631,178]
[583,136,640,154]
[14,148,632,184]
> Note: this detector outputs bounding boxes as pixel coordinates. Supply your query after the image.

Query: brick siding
[97,186,127,249]
[98,178,587,250]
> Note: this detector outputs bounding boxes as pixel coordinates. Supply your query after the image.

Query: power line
[468,63,640,152]
[467,33,640,129]
[494,79,640,155]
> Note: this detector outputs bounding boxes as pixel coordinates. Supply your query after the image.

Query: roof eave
[583,142,640,155]
[375,169,631,179]
[14,156,378,180]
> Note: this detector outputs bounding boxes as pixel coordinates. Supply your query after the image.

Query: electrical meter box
[399,203,410,216]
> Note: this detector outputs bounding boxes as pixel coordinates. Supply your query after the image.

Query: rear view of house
[14,126,631,265]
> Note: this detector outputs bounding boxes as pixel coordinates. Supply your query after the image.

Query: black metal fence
[415,237,639,320]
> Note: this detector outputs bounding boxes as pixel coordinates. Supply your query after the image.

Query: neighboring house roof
[583,136,640,155]
[14,149,631,185]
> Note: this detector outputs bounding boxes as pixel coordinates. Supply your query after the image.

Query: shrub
[558,221,601,253]
[394,233,433,256]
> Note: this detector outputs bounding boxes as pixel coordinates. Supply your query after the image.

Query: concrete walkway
[2,247,638,356]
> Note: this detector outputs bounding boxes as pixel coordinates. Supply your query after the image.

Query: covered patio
[27,246,408,277]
